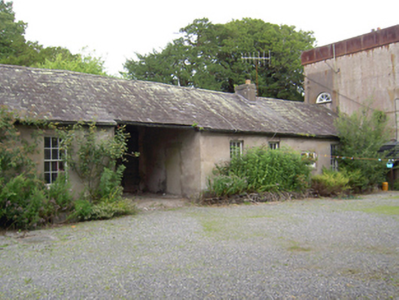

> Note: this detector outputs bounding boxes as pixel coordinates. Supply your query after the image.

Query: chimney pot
[245,79,251,85]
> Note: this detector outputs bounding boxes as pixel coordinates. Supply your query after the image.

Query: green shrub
[0,174,48,229]
[70,199,93,221]
[90,199,136,220]
[229,147,311,193]
[311,168,350,197]
[57,122,129,202]
[207,146,311,197]
[46,173,74,210]
[340,168,368,193]
[207,174,248,197]
[393,180,399,191]
[334,107,391,191]
[70,198,136,221]
[97,165,126,202]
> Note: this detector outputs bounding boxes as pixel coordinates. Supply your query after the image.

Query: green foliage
[124,18,315,101]
[207,175,248,197]
[0,173,74,229]
[0,174,47,229]
[70,198,136,221]
[334,106,391,191]
[98,165,125,202]
[311,168,350,197]
[0,0,28,65]
[69,199,93,221]
[0,107,38,181]
[0,108,134,229]
[47,173,73,210]
[57,122,129,202]
[207,146,311,197]
[34,48,107,76]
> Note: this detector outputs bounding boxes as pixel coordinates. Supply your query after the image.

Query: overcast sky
[11,0,399,76]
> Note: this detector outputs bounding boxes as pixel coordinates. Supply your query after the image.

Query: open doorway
[121,125,140,193]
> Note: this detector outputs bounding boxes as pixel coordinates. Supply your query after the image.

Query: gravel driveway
[1,192,398,299]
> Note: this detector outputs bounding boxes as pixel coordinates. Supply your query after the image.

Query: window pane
[52,161,58,171]
[44,149,51,160]
[44,137,51,148]
[51,173,57,183]
[44,173,50,184]
[52,149,59,160]
[59,161,64,171]
[44,162,50,172]
[51,137,58,147]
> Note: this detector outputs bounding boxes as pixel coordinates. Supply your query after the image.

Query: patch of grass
[286,240,312,252]
[360,205,399,215]
[201,219,223,233]
[287,245,311,252]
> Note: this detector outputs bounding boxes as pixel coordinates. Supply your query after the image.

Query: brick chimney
[235,79,256,101]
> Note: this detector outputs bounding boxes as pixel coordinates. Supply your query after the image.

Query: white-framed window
[330,144,339,171]
[316,92,332,104]
[230,140,243,158]
[269,141,280,150]
[301,151,317,168]
[44,137,65,184]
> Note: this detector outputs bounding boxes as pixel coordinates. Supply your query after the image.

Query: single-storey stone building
[0,64,338,198]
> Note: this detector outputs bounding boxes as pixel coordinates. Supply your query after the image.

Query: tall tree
[34,48,107,76]
[0,0,29,65]
[124,18,315,101]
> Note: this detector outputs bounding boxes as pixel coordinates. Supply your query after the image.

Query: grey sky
[11,0,399,76]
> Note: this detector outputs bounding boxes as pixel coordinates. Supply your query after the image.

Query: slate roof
[0,64,338,138]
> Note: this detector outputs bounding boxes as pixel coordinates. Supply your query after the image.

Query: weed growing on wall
[207,146,311,197]
[0,107,39,181]
[57,122,129,202]
[57,122,137,221]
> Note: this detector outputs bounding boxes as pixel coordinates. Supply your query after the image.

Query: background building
[301,25,399,138]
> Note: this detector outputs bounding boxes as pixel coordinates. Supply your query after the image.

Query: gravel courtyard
[1,192,398,299]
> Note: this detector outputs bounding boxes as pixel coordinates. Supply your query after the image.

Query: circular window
[316,92,332,104]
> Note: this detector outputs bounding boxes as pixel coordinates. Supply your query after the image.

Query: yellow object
[382,182,388,191]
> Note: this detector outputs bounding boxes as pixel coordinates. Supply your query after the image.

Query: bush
[57,122,129,202]
[97,165,126,202]
[46,173,74,210]
[207,146,311,197]
[207,174,248,197]
[0,175,47,229]
[0,173,75,229]
[70,198,136,221]
[340,168,368,193]
[0,110,134,229]
[311,168,350,197]
[334,106,391,191]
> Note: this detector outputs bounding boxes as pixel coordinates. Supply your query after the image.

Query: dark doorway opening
[121,125,140,193]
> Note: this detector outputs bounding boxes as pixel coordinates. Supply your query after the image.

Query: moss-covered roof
[0,64,337,137]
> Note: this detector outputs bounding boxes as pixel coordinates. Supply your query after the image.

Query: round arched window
[316,92,332,104]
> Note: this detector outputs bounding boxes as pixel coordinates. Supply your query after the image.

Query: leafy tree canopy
[334,105,392,190]
[124,18,315,100]
[34,48,107,76]
[0,0,29,65]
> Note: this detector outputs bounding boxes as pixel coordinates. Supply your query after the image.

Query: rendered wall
[139,127,201,198]
[199,131,337,191]
[18,125,115,197]
[304,42,399,137]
